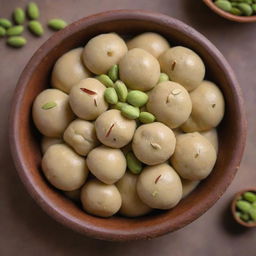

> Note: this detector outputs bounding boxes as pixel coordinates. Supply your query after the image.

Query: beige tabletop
[1,0,256,255]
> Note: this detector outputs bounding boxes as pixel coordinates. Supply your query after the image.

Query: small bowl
[203,0,256,23]
[9,10,247,241]
[231,189,256,228]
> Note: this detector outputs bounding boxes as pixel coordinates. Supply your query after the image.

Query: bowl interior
[11,11,246,241]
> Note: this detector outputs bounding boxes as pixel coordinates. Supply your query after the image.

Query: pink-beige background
[1,0,256,255]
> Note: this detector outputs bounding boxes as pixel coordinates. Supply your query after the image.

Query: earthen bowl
[231,189,256,228]
[203,0,256,23]
[9,10,247,241]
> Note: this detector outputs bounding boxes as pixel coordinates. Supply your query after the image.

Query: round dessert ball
[82,33,127,74]
[41,136,63,154]
[116,172,152,217]
[51,48,91,93]
[119,48,160,91]
[170,132,217,180]
[63,119,99,156]
[200,128,218,153]
[181,81,225,132]
[42,144,88,191]
[159,46,205,91]
[95,109,136,148]
[132,122,176,165]
[127,32,170,58]
[181,179,200,199]
[63,188,81,202]
[137,163,182,209]
[69,78,108,120]
[86,145,126,184]
[147,81,192,129]
[32,89,75,138]
[81,179,122,217]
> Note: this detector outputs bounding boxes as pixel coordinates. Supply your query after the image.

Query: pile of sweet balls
[32,32,225,218]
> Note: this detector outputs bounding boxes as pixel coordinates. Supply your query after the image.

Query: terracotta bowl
[231,189,256,228]
[203,0,256,23]
[9,10,247,241]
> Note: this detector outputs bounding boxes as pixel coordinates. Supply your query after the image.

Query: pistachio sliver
[42,102,57,110]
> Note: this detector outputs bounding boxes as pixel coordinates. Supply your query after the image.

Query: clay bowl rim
[231,188,256,228]
[203,0,256,23]
[9,9,247,241]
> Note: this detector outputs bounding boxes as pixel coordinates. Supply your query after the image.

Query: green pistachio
[230,7,242,15]
[27,2,40,20]
[48,19,67,30]
[0,18,12,29]
[104,88,118,104]
[158,73,169,83]
[7,36,27,48]
[114,80,128,102]
[121,105,140,119]
[0,27,6,37]
[13,8,25,24]
[108,64,119,82]
[6,25,24,36]
[127,90,148,108]
[139,112,156,124]
[214,0,232,12]
[28,21,44,36]
[243,192,256,203]
[126,151,143,174]
[249,208,256,221]
[237,3,253,16]
[114,102,129,110]
[96,74,114,87]
[252,4,256,13]
[236,200,252,213]
[240,213,250,222]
